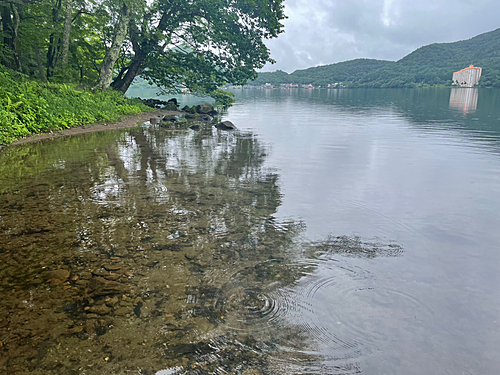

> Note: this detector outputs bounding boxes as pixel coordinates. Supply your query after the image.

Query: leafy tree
[97,0,286,97]
[0,0,285,100]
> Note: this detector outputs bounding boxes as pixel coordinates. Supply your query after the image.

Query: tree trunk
[46,0,62,78]
[1,6,13,48]
[1,5,14,68]
[10,3,23,72]
[1,4,23,72]
[34,43,47,83]
[96,3,130,91]
[111,53,145,93]
[61,0,73,70]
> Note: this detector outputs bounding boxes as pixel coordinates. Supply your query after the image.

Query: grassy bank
[0,69,149,145]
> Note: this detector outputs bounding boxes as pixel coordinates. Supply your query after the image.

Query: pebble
[104,265,122,271]
[86,305,112,315]
[46,269,70,285]
[65,326,84,335]
[114,307,129,316]
[105,296,120,306]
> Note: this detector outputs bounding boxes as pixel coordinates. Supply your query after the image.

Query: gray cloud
[262,0,500,72]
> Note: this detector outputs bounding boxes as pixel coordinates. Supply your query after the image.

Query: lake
[1,88,499,375]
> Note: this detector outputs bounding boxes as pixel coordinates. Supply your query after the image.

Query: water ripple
[215,235,437,374]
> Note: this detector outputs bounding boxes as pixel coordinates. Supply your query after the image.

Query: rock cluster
[138,98,179,110]
[147,101,238,131]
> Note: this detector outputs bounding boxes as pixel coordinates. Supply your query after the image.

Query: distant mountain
[252,28,500,88]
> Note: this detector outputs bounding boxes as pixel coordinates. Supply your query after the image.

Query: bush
[0,70,149,145]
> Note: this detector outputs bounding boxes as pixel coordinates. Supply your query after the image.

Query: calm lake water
[1,88,499,375]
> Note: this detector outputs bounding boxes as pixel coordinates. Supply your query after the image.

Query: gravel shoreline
[1,109,180,150]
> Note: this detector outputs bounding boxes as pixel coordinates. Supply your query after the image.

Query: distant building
[328,82,345,88]
[452,65,482,87]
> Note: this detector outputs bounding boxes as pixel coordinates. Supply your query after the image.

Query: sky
[261,0,500,73]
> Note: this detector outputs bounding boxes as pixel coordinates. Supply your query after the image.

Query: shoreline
[0,109,179,151]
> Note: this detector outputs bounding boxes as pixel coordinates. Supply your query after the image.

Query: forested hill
[252,28,500,88]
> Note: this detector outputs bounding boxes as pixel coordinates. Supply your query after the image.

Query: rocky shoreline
[2,100,236,152]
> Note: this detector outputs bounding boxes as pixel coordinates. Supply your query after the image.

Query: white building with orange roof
[452,65,482,87]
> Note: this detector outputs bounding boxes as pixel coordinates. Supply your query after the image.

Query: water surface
[1,88,499,375]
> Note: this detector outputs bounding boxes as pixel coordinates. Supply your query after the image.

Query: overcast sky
[261,0,500,72]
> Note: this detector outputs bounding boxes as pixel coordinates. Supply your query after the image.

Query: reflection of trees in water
[0,126,403,375]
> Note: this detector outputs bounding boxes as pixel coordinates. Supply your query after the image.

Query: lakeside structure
[452,65,482,87]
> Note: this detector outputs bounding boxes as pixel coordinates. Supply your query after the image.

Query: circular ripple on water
[220,261,367,373]
[222,248,437,374]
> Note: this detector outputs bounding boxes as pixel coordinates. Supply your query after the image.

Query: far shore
[0,109,180,152]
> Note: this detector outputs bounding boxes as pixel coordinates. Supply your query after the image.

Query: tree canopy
[0,0,286,97]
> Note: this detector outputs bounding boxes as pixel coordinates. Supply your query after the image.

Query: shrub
[0,70,149,145]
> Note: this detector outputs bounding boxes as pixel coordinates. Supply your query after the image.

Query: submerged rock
[81,271,92,280]
[199,114,213,122]
[215,121,236,130]
[185,113,213,122]
[46,269,70,285]
[87,277,127,297]
[114,306,129,316]
[162,115,177,122]
[86,304,112,315]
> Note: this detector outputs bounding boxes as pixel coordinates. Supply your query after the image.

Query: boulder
[167,98,179,107]
[181,105,196,114]
[164,103,178,111]
[196,102,214,114]
[139,98,168,108]
[215,121,236,130]
[185,113,213,122]
[162,115,177,122]
[159,123,175,129]
[198,114,213,122]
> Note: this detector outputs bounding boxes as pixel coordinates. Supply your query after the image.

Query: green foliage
[121,0,286,97]
[0,69,149,145]
[1,0,285,106]
[252,28,500,88]
[211,89,235,108]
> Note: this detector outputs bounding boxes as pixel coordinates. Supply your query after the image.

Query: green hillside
[252,28,500,88]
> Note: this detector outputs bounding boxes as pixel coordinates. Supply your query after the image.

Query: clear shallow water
[1,88,500,375]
